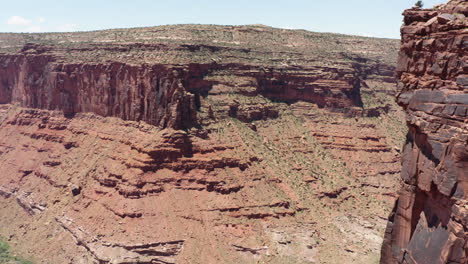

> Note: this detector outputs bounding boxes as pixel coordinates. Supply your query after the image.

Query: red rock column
[380,1,467,263]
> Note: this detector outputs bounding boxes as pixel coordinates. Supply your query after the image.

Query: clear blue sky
[1,0,445,39]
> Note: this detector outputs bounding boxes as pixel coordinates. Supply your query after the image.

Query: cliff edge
[380,1,468,263]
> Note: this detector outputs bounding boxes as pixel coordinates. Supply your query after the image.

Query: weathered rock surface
[0,25,398,130]
[0,51,372,129]
[380,1,468,263]
[0,25,404,263]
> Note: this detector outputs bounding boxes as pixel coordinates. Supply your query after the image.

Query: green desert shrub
[0,239,32,264]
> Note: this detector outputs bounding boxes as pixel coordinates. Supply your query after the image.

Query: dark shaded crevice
[409,125,440,165]
[410,188,427,238]
[193,92,202,110]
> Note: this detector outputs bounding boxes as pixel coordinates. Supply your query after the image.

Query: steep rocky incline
[381,1,468,263]
[0,25,405,263]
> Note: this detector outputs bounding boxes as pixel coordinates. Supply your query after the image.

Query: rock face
[380,1,468,263]
[0,50,371,129]
[0,53,199,129]
[0,26,398,130]
[0,25,405,263]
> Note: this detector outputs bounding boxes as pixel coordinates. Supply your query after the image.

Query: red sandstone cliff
[380,1,468,263]
[0,50,370,128]
[0,51,201,129]
[0,25,404,263]
[0,27,397,130]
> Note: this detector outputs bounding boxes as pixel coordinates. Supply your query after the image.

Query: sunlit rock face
[380,1,468,263]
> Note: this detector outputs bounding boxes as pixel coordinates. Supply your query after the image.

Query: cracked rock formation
[380,1,468,263]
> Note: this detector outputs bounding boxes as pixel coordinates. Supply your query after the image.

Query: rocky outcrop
[57,216,185,264]
[0,32,396,130]
[0,51,366,128]
[0,51,199,129]
[380,1,468,263]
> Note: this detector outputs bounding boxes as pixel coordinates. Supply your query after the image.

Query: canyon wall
[380,1,468,263]
[0,43,394,130]
[0,51,200,129]
[0,25,404,263]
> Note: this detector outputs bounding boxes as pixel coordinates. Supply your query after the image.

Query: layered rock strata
[0,25,404,263]
[0,50,380,129]
[0,26,397,130]
[381,1,468,263]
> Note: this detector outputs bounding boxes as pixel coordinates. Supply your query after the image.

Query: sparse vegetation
[0,23,404,264]
[0,24,399,66]
[0,238,32,264]
[415,1,424,8]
